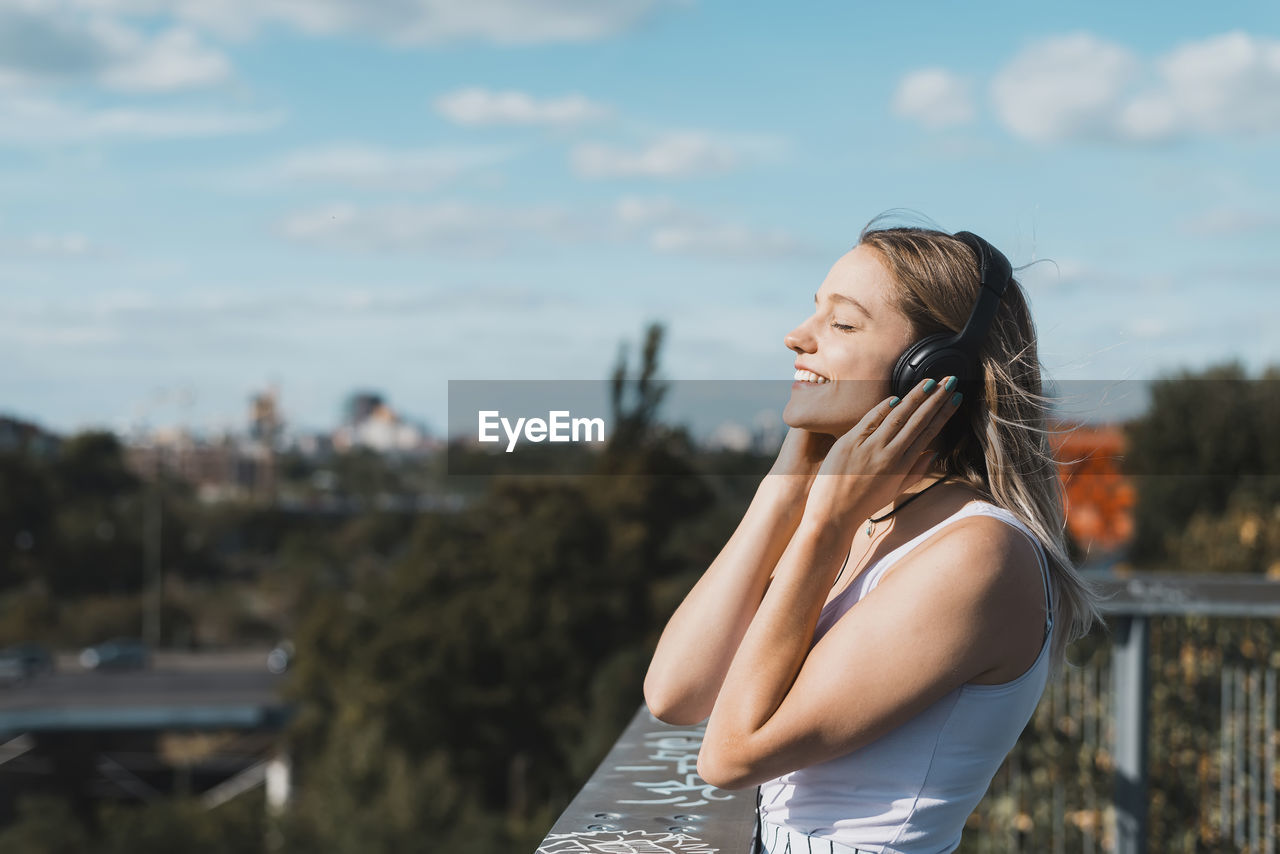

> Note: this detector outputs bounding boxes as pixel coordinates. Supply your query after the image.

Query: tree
[1122,360,1280,566]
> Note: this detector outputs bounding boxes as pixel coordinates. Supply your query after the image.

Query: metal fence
[537,572,1280,854]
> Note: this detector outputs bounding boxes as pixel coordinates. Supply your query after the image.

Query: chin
[783,394,863,437]
[782,403,840,436]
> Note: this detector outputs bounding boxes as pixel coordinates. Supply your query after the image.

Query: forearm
[699,515,849,782]
[643,475,812,724]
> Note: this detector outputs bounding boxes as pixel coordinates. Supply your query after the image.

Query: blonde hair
[859,220,1107,681]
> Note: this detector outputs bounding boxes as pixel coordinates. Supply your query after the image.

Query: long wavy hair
[859,217,1108,681]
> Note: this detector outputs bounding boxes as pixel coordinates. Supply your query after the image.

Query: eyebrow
[815,291,873,320]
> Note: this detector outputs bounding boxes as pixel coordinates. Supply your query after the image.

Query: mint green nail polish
[922,378,937,393]
[944,376,957,392]
[951,391,963,406]
[888,396,901,408]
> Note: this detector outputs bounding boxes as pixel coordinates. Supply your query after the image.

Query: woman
[643,219,1106,853]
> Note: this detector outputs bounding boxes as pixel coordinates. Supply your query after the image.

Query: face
[783,244,919,436]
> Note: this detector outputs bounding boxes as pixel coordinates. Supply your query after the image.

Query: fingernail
[888,396,901,408]
[944,376,958,392]
[951,391,963,406]
[922,378,937,394]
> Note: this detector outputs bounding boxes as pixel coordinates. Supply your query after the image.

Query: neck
[868,472,947,521]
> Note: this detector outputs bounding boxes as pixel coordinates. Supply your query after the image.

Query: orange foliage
[1049,422,1134,555]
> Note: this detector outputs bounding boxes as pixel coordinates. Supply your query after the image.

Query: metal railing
[536,706,755,853]
[536,571,1280,853]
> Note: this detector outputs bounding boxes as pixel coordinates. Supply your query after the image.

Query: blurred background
[1,0,1278,851]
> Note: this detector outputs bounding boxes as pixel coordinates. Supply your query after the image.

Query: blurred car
[0,643,55,683]
[79,638,150,671]
[266,640,294,674]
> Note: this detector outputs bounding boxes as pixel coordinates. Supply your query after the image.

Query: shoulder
[873,505,1046,635]
[932,506,1043,570]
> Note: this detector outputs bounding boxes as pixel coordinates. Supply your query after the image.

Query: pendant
[865,519,874,537]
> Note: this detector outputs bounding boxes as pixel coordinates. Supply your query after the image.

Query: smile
[793,369,830,384]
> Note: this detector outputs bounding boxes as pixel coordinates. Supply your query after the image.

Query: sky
[2,0,1279,438]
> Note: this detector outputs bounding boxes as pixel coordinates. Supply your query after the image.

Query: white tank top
[757,500,1055,854]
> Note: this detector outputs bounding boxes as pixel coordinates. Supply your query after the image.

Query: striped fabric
[756,818,882,854]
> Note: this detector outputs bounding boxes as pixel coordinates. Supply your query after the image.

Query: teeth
[793,369,829,384]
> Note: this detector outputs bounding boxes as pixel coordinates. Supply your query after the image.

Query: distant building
[124,428,276,504]
[332,391,436,455]
[121,386,289,502]
[248,387,284,447]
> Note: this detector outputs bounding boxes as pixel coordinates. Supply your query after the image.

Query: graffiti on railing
[538,829,720,853]
[614,729,733,810]
[536,711,758,854]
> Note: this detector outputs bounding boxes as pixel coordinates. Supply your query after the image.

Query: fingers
[846,392,904,443]
[878,376,962,460]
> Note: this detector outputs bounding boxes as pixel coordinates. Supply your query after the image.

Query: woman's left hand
[804,376,963,530]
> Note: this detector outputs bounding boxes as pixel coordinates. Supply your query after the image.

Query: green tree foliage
[0,430,225,642]
[1163,491,1280,575]
[277,321,718,852]
[1122,361,1280,566]
[0,450,54,590]
[0,794,263,854]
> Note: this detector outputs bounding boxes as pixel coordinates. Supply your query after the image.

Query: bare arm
[698,378,969,789]
[643,429,834,725]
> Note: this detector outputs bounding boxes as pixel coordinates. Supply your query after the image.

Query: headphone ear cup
[891,333,951,399]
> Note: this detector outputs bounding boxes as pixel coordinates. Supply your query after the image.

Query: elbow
[696,744,757,791]
[643,673,711,727]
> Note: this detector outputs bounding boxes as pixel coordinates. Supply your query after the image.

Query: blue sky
[3,0,1278,436]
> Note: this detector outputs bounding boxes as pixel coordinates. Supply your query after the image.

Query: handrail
[537,572,1280,853]
[535,706,756,853]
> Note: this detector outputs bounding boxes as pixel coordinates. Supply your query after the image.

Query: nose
[784,318,816,354]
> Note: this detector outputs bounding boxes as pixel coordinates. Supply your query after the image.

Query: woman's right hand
[768,426,837,481]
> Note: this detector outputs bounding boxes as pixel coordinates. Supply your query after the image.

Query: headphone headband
[949,231,1012,355]
[888,229,1012,400]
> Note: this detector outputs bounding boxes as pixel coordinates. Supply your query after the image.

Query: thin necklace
[831,523,887,591]
[831,477,950,592]
[864,476,951,537]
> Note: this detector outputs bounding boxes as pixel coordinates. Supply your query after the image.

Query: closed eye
[831,322,857,332]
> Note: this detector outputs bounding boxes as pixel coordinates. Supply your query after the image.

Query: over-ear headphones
[889,230,1012,401]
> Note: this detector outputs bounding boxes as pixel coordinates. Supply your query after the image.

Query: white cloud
[0,231,104,258]
[1128,316,1170,340]
[990,32,1138,143]
[276,202,584,253]
[572,133,737,179]
[1158,31,1280,135]
[649,224,810,259]
[989,30,1280,143]
[97,25,231,92]
[891,68,974,129]
[67,0,675,46]
[1,0,672,102]
[0,8,231,92]
[273,196,816,260]
[434,88,609,127]
[614,196,696,227]
[1178,206,1280,236]
[613,195,817,260]
[0,94,283,144]
[270,144,511,191]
